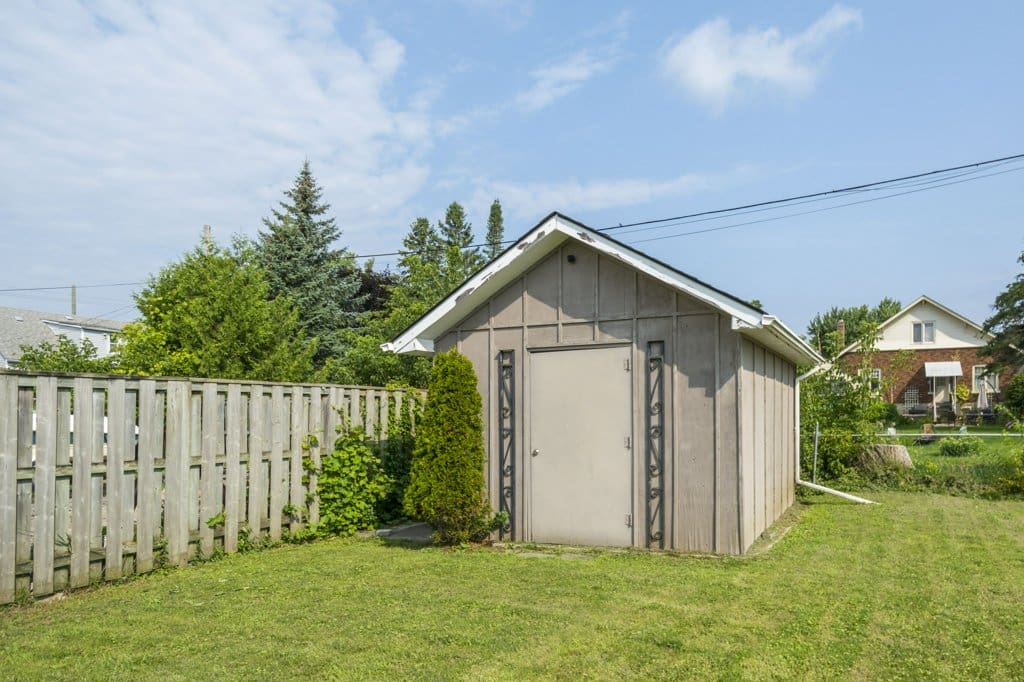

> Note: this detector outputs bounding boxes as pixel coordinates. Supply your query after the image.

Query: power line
[626,166,1024,246]
[352,152,1024,259]
[594,152,1024,233]
[0,282,142,293]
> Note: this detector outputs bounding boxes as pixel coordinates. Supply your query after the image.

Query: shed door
[529,345,633,546]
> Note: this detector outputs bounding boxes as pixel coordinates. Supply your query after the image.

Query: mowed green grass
[2,493,1024,680]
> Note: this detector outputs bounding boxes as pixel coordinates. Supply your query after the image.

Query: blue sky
[1,1,1022,335]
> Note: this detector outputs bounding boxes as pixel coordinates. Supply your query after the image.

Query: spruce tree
[256,161,364,364]
[485,199,505,260]
[438,201,484,275]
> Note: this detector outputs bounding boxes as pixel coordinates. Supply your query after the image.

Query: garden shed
[384,213,822,554]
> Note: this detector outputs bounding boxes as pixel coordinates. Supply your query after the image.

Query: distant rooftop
[0,306,127,365]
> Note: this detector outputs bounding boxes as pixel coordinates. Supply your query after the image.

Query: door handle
[531,449,540,457]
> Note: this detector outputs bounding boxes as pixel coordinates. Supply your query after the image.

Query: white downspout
[795,364,876,505]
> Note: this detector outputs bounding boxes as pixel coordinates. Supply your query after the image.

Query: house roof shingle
[0,306,126,364]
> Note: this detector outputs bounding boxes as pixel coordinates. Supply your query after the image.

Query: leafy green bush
[404,349,494,544]
[939,437,983,458]
[1003,374,1024,418]
[375,389,423,525]
[310,423,391,537]
[865,401,899,425]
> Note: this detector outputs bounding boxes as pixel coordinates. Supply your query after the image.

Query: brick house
[837,295,1012,421]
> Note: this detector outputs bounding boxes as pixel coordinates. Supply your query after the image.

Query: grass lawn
[845,435,1024,497]
[3,492,1024,680]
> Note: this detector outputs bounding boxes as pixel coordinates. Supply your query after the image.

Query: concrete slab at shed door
[529,345,633,547]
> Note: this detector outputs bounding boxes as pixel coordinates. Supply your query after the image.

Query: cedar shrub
[404,349,492,543]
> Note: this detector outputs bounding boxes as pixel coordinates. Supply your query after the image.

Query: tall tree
[806,297,902,359]
[485,199,505,260]
[256,161,364,364]
[439,201,484,276]
[117,240,315,382]
[982,250,1024,370]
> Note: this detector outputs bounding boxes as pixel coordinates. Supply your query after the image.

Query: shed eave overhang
[385,212,812,365]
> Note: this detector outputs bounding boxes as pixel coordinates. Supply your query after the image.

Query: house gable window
[912,321,935,343]
[973,365,998,392]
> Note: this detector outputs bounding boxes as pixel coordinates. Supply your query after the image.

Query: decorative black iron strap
[646,341,665,548]
[498,350,515,540]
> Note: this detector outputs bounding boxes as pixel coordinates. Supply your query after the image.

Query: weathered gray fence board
[0,376,18,603]
[33,377,58,595]
[248,386,264,536]
[289,390,304,533]
[0,373,416,604]
[200,383,218,556]
[55,388,72,590]
[136,380,157,574]
[308,386,322,526]
[105,380,126,580]
[269,386,285,541]
[224,384,242,554]
[165,381,190,567]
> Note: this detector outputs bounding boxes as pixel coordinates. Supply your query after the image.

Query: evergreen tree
[403,349,493,543]
[485,199,505,260]
[256,161,364,364]
[439,201,484,275]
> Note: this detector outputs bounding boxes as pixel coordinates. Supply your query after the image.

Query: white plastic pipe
[795,364,877,505]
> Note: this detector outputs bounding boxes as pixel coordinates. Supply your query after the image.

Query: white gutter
[794,363,876,505]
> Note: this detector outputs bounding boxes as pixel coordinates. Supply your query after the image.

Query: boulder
[856,443,914,470]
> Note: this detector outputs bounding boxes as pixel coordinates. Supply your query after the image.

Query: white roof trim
[383,212,823,367]
[837,294,992,357]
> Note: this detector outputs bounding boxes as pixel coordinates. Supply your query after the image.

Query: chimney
[836,319,846,349]
[202,224,213,254]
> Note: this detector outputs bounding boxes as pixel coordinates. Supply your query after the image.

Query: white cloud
[0,0,434,302]
[660,5,862,111]
[516,49,618,112]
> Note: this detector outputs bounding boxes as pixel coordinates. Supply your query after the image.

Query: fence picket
[224,385,242,553]
[269,386,285,541]
[54,388,72,590]
[248,386,264,536]
[105,380,126,580]
[289,389,304,533]
[200,383,218,556]
[136,380,157,574]
[307,386,322,526]
[165,381,190,567]
[0,376,18,603]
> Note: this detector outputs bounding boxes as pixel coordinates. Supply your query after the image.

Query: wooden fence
[0,371,421,605]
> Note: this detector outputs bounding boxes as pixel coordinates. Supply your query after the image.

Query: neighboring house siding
[436,242,795,554]
[842,347,1012,408]
[875,300,987,351]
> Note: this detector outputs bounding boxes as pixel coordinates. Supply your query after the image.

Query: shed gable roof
[384,212,822,366]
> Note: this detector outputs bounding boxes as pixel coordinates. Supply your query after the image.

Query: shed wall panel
[715,316,741,554]
[559,244,598,321]
[598,257,636,319]
[524,253,560,323]
[674,314,717,553]
[739,339,756,551]
[638,275,675,317]
[491,278,524,327]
